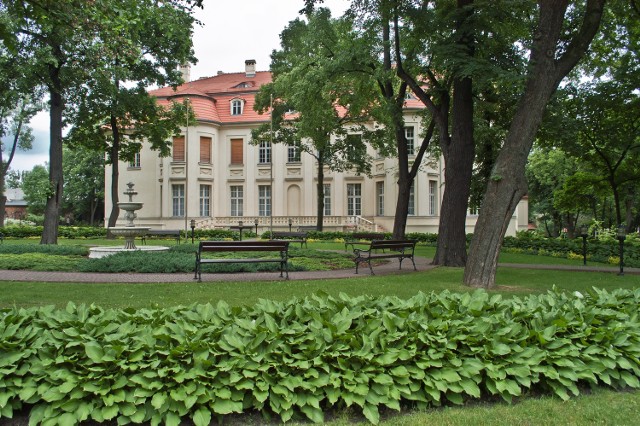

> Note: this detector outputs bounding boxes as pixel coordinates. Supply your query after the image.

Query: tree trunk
[315,156,325,231]
[432,0,475,266]
[464,0,605,288]
[432,75,475,266]
[41,65,64,245]
[107,114,120,233]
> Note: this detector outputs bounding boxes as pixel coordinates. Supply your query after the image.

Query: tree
[526,148,587,237]
[253,9,374,231]
[464,0,607,288]
[65,0,197,231]
[2,0,200,244]
[21,164,49,215]
[0,35,40,227]
[62,145,104,225]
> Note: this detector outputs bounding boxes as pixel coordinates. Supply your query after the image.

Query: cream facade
[104,62,528,236]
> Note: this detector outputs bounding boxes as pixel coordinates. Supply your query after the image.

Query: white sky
[8,0,350,173]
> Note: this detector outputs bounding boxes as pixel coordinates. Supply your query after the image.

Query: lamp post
[254,218,259,237]
[190,219,196,244]
[617,224,626,276]
[288,218,293,232]
[580,225,588,266]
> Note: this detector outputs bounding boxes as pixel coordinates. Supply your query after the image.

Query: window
[258,185,271,216]
[172,184,185,217]
[200,136,211,164]
[230,186,243,216]
[199,185,211,217]
[408,184,415,216]
[323,184,331,216]
[231,99,243,115]
[230,139,243,165]
[376,182,384,216]
[129,152,141,168]
[405,127,415,155]
[288,145,301,162]
[172,136,185,162]
[258,141,271,164]
[429,180,438,216]
[347,183,362,216]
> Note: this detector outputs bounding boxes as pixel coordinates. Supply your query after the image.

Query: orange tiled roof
[151,69,425,125]
[151,71,272,125]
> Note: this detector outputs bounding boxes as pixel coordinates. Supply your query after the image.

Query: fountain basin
[89,245,170,259]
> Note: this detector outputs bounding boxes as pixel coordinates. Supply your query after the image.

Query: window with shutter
[230,139,243,165]
[200,136,211,163]
[173,136,185,162]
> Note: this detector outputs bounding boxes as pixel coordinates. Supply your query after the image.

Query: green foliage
[0,243,88,256]
[0,288,638,424]
[503,233,640,267]
[0,253,83,271]
[0,225,107,239]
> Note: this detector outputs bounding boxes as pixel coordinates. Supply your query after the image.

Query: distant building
[4,188,27,220]
[104,60,528,234]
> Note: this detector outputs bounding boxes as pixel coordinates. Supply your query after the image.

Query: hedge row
[502,236,640,267]
[1,289,638,425]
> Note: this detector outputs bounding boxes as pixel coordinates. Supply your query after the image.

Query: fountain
[89,182,170,258]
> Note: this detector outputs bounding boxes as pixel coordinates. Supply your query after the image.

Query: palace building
[104,60,528,235]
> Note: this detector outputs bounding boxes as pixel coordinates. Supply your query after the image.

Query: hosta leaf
[165,411,181,426]
[300,404,324,423]
[212,399,242,415]
[101,404,119,420]
[362,403,380,425]
[57,413,77,426]
[446,391,464,405]
[441,369,462,383]
[193,407,211,426]
[84,342,104,363]
[151,392,167,410]
[620,371,640,388]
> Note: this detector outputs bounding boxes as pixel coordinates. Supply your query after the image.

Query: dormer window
[234,82,253,88]
[231,99,244,116]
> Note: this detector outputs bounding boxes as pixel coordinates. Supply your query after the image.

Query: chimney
[245,59,256,78]
[179,63,191,83]
[217,71,224,75]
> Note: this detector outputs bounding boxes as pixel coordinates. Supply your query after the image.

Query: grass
[2,266,639,310]
[1,238,639,425]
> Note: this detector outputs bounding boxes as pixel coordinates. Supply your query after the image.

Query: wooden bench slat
[140,230,181,245]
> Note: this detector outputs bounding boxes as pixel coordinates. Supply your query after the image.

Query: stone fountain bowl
[118,202,144,211]
[109,226,150,236]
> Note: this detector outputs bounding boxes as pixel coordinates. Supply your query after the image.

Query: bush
[0,288,638,424]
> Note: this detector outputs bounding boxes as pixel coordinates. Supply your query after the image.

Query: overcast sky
[8,0,350,173]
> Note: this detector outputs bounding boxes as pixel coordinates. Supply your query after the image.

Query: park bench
[353,239,417,275]
[194,240,290,282]
[270,231,308,248]
[344,232,386,251]
[140,229,181,245]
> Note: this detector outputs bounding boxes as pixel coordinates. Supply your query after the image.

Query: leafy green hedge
[1,289,638,425]
[502,235,640,267]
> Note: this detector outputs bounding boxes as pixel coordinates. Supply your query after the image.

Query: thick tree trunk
[432,76,475,266]
[464,0,605,288]
[41,67,64,245]
[432,0,475,266]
